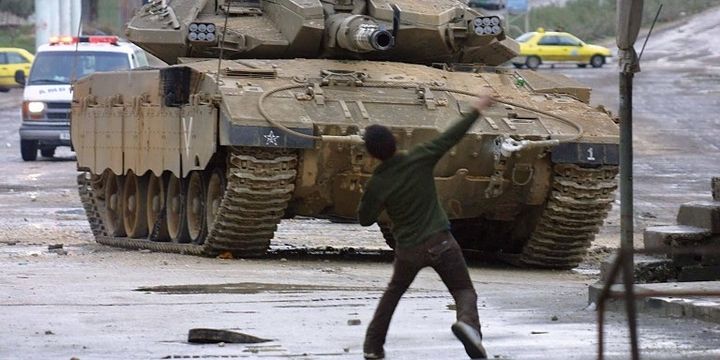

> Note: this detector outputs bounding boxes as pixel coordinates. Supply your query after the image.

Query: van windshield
[28,51,130,85]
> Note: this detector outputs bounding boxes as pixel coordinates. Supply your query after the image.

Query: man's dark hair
[364,125,397,161]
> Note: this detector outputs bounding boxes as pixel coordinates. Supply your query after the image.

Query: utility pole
[616,0,643,359]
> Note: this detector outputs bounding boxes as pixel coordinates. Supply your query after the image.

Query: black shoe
[363,350,385,359]
[451,321,487,359]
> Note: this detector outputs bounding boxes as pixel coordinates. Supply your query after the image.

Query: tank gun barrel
[327,14,394,52]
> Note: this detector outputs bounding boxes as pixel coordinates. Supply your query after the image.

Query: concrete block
[698,237,720,266]
[643,228,671,252]
[671,253,703,267]
[643,225,711,250]
[712,177,720,201]
[678,265,720,282]
[689,301,720,324]
[599,253,677,283]
[589,281,720,324]
[702,255,720,266]
[677,201,720,234]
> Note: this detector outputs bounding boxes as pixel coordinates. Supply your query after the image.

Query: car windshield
[28,51,129,85]
[515,33,534,43]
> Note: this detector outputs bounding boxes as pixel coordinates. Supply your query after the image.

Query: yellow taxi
[512,29,612,70]
[0,47,34,92]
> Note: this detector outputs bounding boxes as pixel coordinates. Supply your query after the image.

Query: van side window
[134,49,149,67]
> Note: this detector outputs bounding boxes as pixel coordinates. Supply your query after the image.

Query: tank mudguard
[219,111,315,149]
[551,142,619,166]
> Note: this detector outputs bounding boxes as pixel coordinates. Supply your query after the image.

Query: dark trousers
[364,230,481,352]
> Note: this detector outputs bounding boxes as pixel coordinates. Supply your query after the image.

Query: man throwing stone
[358,96,492,359]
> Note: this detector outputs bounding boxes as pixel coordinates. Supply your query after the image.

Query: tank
[72,0,618,269]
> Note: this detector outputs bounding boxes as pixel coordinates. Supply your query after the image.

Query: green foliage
[508,0,720,42]
[0,26,35,53]
[97,0,122,34]
[0,0,34,18]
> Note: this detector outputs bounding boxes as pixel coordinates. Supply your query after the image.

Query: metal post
[619,72,634,277]
[619,70,640,360]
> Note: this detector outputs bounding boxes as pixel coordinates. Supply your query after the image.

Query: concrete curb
[588,281,720,324]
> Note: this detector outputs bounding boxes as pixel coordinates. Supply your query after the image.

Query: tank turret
[126,0,518,65]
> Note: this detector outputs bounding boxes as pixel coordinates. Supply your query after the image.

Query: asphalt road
[552,6,720,242]
[2,7,720,359]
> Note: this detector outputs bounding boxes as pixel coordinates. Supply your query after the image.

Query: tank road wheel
[103,171,126,237]
[122,171,149,238]
[205,168,226,235]
[166,174,191,243]
[146,174,170,241]
[186,171,208,245]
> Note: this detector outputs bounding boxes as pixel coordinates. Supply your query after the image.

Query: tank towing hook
[496,135,560,158]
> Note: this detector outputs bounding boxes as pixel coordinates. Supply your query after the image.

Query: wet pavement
[3,249,720,359]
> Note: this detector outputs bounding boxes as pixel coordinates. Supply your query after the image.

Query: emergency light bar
[49,35,119,45]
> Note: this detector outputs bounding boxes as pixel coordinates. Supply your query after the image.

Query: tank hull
[73,59,618,268]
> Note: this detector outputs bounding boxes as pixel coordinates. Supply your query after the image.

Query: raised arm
[416,96,493,160]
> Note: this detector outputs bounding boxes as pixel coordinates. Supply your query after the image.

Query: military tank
[72,0,618,269]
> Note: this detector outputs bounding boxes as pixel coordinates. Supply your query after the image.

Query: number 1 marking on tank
[587,147,596,161]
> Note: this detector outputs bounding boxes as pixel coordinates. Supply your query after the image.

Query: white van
[19,36,149,161]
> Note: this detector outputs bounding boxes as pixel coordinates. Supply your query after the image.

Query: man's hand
[472,95,494,113]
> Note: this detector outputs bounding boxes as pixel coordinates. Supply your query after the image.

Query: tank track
[518,164,618,269]
[77,173,108,238]
[76,148,297,257]
[204,149,297,256]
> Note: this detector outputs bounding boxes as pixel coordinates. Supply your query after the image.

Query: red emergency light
[49,35,119,46]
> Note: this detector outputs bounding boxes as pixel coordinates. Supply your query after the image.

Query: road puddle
[136,282,381,294]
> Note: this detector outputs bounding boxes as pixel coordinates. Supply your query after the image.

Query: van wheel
[525,56,541,70]
[591,55,605,68]
[21,140,38,161]
[41,148,56,158]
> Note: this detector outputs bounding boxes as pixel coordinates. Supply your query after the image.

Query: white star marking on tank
[264,130,280,146]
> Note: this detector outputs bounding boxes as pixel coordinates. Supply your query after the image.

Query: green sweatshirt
[358,110,480,248]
